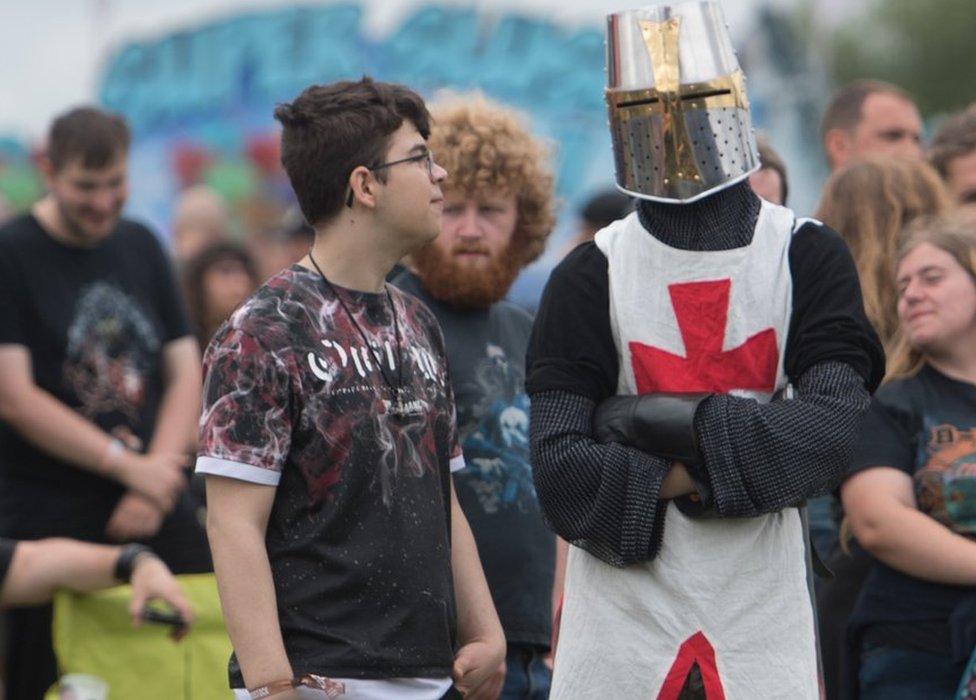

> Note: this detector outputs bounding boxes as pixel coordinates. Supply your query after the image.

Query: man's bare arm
[0,345,186,510]
[2,538,121,604]
[0,538,193,632]
[206,475,292,689]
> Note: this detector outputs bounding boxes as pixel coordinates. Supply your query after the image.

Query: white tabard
[550,201,819,699]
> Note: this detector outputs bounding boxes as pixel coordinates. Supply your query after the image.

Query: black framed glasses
[373,149,435,178]
[346,150,436,207]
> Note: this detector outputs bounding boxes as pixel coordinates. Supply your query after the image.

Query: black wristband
[114,544,155,582]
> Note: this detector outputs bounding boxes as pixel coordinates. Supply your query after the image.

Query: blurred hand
[464,659,505,700]
[106,492,164,542]
[659,461,698,500]
[128,555,193,641]
[118,451,187,512]
[452,640,506,698]
[111,425,143,452]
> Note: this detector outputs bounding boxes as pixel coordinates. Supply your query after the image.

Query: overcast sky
[0,0,825,140]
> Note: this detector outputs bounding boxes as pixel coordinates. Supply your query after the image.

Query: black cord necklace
[307,253,406,416]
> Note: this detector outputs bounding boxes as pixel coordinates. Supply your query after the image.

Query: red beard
[411,240,523,310]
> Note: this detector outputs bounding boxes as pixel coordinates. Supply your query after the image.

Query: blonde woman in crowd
[841,215,976,698]
[813,156,952,699]
[816,156,952,350]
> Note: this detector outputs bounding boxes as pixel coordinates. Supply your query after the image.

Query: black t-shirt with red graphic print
[197,265,464,685]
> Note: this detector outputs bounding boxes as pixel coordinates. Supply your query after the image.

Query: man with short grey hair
[821,79,924,171]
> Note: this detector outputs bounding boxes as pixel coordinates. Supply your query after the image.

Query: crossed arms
[0,339,201,537]
[526,232,881,567]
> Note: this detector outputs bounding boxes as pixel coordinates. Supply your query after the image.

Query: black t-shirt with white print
[197,265,463,686]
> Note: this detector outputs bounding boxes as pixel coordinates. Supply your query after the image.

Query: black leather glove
[593,393,708,465]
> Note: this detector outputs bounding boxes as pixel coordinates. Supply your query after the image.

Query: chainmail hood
[635,180,762,252]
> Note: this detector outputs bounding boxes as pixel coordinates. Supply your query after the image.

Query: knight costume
[526,2,884,697]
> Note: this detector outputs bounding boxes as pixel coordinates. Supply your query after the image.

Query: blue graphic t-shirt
[396,271,555,649]
[847,364,976,637]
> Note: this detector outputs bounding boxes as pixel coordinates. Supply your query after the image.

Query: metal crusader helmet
[606,1,759,203]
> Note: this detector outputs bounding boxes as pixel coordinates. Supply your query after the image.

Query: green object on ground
[45,573,233,699]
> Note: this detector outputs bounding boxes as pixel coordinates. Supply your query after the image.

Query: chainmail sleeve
[531,390,671,568]
[692,361,869,517]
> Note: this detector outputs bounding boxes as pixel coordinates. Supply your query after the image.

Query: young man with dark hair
[821,79,923,171]
[198,78,504,700]
[930,107,976,211]
[395,95,557,699]
[0,105,210,697]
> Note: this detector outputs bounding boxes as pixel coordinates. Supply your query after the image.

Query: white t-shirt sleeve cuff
[195,455,281,486]
[449,455,466,473]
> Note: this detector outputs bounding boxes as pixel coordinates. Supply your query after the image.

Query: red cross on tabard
[629,279,778,394]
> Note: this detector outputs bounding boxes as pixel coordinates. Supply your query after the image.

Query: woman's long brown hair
[818,159,950,555]
[838,213,976,552]
[815,156,951,351]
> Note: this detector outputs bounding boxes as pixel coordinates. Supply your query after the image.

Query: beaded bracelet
[249,674,345,699]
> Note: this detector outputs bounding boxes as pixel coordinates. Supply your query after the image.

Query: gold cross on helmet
[605,2,759,203]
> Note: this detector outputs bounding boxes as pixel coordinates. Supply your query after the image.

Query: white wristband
[100,438,125,474]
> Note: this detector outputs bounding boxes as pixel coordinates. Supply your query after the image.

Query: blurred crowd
[0,64,975,700]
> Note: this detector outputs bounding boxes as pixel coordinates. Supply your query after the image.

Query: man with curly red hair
[395,94,558,700]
